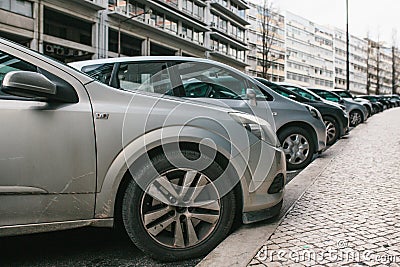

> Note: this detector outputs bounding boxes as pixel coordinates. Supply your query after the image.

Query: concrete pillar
[38,1,44,53]
[141,37,150,56]
[32,0,43,52]
[96,10,108,59]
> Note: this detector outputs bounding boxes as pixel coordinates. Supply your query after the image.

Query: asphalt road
[0,170,303,267]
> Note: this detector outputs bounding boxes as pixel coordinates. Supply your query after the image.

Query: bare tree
[375,42,381,95]
[392,29,399,94]
[259,0,280,79]
[366,32,371,95]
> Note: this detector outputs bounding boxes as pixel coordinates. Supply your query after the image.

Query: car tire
[122,149,236,262]
[349,110,363,127]
[278,126,315,170]
[323,116,339,146]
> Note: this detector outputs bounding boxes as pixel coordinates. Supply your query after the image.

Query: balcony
[210,1,250,25]
[70,0,107,10]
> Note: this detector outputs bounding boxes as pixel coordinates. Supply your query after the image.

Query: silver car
[71,58,326,170]
[0,38,285,261]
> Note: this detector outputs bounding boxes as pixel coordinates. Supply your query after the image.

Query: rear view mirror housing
[2,71,56,99]
[1,71,78,103]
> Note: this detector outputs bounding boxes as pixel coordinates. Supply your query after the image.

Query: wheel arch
[93,125,248,226]
[112,142,244,230]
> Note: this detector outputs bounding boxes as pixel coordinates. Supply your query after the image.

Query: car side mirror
[246,88,257,106]
[339,99,345,104]
[2,71,56,100]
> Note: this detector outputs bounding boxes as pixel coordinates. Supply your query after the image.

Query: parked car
[381,95,398,108]
[331,89,375,116]
[385,94,400,107]
[357,95,385,112]
[262,81,349,146]
[71,58,326,170]
[0,38,286,261]
[309,88,368,127]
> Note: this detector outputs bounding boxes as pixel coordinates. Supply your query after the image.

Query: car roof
[70,56,229,71]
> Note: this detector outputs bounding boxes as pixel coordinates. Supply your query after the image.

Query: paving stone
[248,110,400,266]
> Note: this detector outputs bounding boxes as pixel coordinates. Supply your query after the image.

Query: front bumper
[313,118,327,152]
[230,140,286,224]
[339,112,350,137]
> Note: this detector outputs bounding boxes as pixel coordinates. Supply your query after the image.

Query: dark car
[255,79,349,146]
[357,95,385,112]
[331,89,376,116]
[385,95,400,107]
[381,95,399,108]
[309,88,368,127]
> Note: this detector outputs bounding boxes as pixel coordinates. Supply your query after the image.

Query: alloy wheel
[282,134,310,165]
[350,111,362,126]
[140,169,221,249]
[324,120,337,144]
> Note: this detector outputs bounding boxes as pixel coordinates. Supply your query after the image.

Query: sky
[269,0,400,46]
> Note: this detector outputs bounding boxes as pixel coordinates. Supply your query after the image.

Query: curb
[196,126,360,267]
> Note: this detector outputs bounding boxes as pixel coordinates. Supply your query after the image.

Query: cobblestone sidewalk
[250,108,400,267]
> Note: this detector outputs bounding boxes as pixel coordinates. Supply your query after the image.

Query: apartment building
[366,39,394,95]
[0,0,249,70]
[245,0,285,82]
[392,46,400,94]
[334,28,368,94]
[284,12,334,89]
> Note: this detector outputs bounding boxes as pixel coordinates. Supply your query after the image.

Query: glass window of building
[128,1,145,18]
[219,19,227,31]
[166,0,178,7]
[0,0,33,17]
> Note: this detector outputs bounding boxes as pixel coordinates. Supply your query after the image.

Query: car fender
[94,125,247,219]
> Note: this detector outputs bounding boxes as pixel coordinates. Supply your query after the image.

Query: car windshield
[282,86,319,101]
[335,91,352,98]
[313,90,340,102]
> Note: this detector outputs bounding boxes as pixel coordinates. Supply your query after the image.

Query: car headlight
[229,112,278,146]
[306,105,321,120]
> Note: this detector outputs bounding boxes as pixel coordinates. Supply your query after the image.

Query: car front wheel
[349,110,363,127]
[278,126,315,170]
[122,149,236,262]
[323,117,339,146]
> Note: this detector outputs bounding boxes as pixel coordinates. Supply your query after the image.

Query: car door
[0,44,96,226]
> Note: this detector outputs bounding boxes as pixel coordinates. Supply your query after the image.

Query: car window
[116,62,173,94]
[0,50,38,96]
[172,61,268,100]
[284,86,316,100]
[316,91,339,102]
[81,63,114,85]
[335,91,351,98]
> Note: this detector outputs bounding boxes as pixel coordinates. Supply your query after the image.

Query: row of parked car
[0,37,398,262]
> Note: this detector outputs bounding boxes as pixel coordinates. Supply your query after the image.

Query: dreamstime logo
[255,240,400,264]
[121,62,276,207]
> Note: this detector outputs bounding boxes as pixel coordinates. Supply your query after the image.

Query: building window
[0,0,33,17]
[128,1,145,19]
[165,0,178,7]
[164,17,178,34]
[183,0,204,20]
[44,8,92,46]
